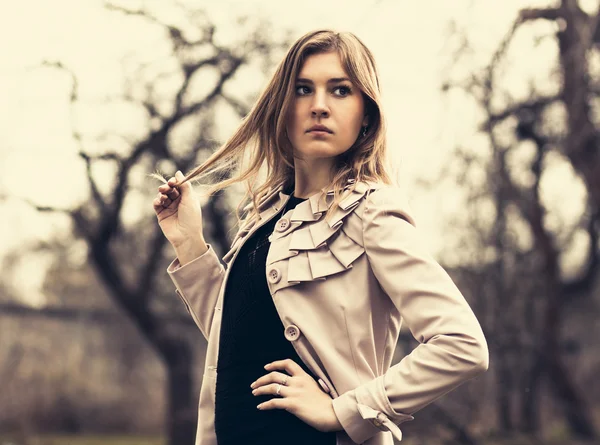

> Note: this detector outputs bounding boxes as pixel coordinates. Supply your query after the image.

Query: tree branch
[42,60,110,215]
[519,7,561,22]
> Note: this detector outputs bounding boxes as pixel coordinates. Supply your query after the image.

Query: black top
[214,190,336,445]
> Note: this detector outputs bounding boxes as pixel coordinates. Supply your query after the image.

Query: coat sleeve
[331,185,489,443]
[167,243,225,340]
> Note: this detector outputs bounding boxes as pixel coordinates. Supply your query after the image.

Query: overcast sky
[2,0,586,305]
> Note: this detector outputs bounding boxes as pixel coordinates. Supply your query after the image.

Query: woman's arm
[167,241,225,340]
[331,185,489,444]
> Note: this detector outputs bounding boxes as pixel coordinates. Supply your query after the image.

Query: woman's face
[286,51,368,162]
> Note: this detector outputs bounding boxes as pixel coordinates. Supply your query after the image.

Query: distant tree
[8,2,292,443]
[439,0,599,440]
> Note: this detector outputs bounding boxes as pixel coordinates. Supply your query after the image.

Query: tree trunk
[533,203,597,439]
[88,243,199,445]
[520,354,543,434]
[163,338,197,445]
[496,359,513,433]
[558,0,600,215]
[545,332,596,438]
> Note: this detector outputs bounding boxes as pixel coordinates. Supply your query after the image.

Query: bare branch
[41,60,109,214]
[519,7,561,22]
[78,150,111,212]
[484,95,560,129]
[105,2,212,48]
[222,93,251,118]
[10,194,72,215]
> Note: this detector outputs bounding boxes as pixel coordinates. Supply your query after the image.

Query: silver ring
[281,376,288,386]
[276,384,282,396]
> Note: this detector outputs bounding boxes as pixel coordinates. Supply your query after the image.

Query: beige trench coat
[167,179,489,445]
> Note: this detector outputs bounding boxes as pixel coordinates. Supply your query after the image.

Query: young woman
[153,30,488,445]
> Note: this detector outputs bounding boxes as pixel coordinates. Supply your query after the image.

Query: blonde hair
[152,29,396,228]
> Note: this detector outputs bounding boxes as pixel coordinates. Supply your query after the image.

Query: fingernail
[257,404,262,410]
[250,382,255,389]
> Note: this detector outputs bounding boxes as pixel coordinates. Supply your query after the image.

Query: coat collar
[225,178,383,264]
[257,178,361,223]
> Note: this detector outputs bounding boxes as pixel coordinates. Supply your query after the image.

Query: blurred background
[1,0,599,444]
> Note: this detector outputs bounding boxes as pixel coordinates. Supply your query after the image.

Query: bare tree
[7,2,291,443]
[438,0,600,440]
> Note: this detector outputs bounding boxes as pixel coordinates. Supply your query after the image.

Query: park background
[1,0,599,444]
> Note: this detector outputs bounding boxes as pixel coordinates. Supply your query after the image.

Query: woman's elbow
[469,333,489,375]
[451,330,489,377]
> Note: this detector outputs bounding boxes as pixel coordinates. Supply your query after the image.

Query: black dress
[214,190,337,445]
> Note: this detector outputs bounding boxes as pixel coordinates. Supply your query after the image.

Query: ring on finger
[276,384,282,396]
[281,376,288,386]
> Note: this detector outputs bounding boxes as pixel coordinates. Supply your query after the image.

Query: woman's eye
[296,85,311,95]
[334,86,352,96]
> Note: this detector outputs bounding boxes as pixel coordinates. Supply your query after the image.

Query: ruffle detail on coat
[265,180,382,294]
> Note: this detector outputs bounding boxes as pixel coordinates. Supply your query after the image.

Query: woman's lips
[308,130,332,136]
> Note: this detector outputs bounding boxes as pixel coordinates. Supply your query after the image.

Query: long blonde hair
[153,29,396,228]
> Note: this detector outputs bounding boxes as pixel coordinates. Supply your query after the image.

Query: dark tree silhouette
[438,0,599,440]
[6,2,292,443]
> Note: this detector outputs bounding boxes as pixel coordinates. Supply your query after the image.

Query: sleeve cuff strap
[332,376,414,443]
[332,389,384,443]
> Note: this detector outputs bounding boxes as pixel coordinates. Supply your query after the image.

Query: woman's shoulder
[355,181,416,228]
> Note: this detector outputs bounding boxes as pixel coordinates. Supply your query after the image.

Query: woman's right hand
[153,170,205,249]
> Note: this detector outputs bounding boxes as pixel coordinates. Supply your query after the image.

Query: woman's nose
[310,92,330,117]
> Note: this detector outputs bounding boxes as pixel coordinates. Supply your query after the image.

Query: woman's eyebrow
[296,77,351,84]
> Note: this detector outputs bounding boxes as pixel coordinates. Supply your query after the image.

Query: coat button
[318,379,331,394]
[267,267,281,284]
[284,325,301,341]
[372,412,387,428]
[275,218,290,232]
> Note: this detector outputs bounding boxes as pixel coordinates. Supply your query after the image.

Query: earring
[362,126,368,137]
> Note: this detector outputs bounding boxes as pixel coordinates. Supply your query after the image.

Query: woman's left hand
[251,358,344,433]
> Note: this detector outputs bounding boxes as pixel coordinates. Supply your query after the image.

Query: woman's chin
[294,148,351,163]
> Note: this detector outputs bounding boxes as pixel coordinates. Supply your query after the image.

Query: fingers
[252,382,289,398]
[251,371,291,389]
[173,170,192,197]
[157,185,180,201]
[257,396,290,411]
[251,370,299,408]
[153,172,183,213]
[265,359,305,377]
[158,183,176,194]
[152,170,190,216]
[154,191,175,207]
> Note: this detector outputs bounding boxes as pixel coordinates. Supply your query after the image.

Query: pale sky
[0,0,587,305]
